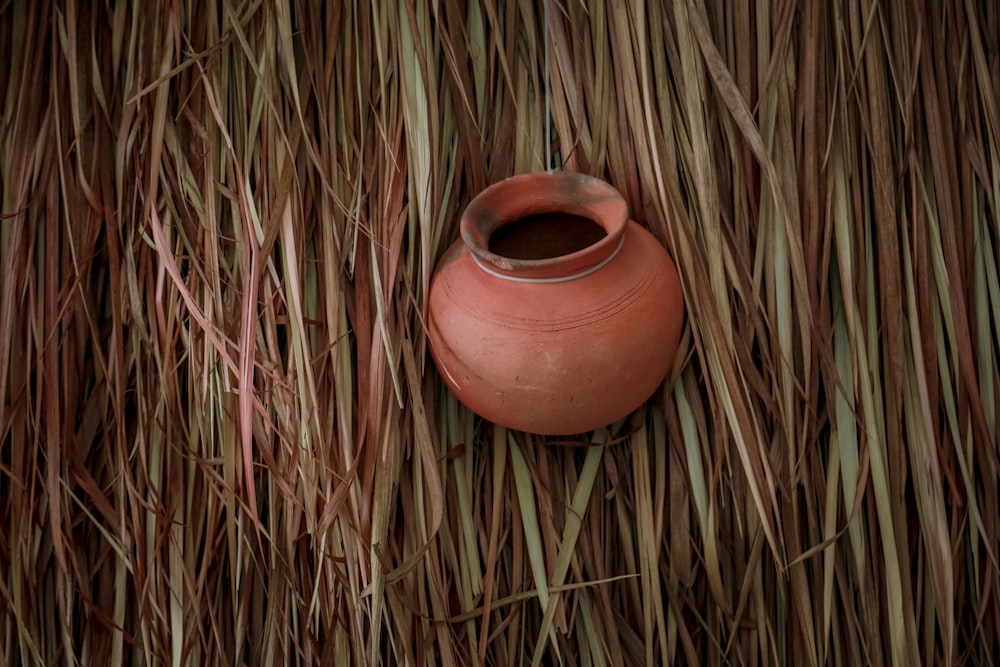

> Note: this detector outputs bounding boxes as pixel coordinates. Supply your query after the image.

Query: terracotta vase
[427,171,684,435]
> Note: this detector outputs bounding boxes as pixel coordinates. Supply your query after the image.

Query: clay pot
[427,171,684,435]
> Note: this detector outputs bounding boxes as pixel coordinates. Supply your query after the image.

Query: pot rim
[460,171,628,281]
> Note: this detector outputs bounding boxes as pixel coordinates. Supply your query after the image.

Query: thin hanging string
[543,0,553,171]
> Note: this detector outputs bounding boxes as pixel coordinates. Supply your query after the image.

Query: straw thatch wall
[1,1,998,664]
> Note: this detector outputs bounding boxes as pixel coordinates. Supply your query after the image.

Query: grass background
[1,0,999,664]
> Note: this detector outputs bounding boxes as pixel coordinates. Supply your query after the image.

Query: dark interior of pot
[488,212,607,260]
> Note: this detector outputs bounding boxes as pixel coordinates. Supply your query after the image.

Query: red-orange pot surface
[428,171,684,435]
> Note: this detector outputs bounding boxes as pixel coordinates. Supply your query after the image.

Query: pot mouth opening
[487,212,608,260]
[460,171,629,281]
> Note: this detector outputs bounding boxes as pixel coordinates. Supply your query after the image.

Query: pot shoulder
[429,221,680,334]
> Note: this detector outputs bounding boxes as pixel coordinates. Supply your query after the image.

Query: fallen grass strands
[1,1,999,664]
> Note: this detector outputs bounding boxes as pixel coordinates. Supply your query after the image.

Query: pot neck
[461,171,628,282]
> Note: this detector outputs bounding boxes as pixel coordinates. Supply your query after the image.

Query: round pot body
[427,171,684,435]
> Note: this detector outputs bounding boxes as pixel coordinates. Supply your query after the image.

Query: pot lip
[460,171,629,281]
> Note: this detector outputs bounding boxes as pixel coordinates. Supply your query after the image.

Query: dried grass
[1,1,998,664]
